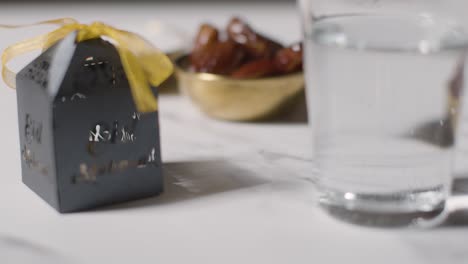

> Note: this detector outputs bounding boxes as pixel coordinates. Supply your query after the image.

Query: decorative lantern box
[16,32,163,212]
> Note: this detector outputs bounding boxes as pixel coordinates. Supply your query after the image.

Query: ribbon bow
[1,18,173,113]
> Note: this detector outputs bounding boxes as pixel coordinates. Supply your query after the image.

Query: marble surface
[0,2,468,264]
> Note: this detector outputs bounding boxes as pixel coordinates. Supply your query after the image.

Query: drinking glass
[298,0,468,227]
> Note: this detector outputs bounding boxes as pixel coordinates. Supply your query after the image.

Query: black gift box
[16,32,163,212]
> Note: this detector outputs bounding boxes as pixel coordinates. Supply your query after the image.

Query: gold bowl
[175,55,305,121]
[158,50,186,93]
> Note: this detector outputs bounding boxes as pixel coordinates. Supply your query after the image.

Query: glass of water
[298,0,468,227]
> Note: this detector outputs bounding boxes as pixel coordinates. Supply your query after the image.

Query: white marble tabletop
[1,2,468,264]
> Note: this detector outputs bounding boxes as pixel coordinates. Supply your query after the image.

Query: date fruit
[230,59,277,79]
[193,23,219,51]
[188,17,303,78]
[190,40,246,74]
[227,17,283,59]
[274,43,303,74]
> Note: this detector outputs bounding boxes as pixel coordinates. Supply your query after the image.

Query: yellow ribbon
[1,18,173,112]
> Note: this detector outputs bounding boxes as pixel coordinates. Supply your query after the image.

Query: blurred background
[0,0,306,119]
[0,0,301,66]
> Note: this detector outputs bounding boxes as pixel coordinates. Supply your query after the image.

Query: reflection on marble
[95,160,269,211]
[0,236,73,264]
[442,196,468,226]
